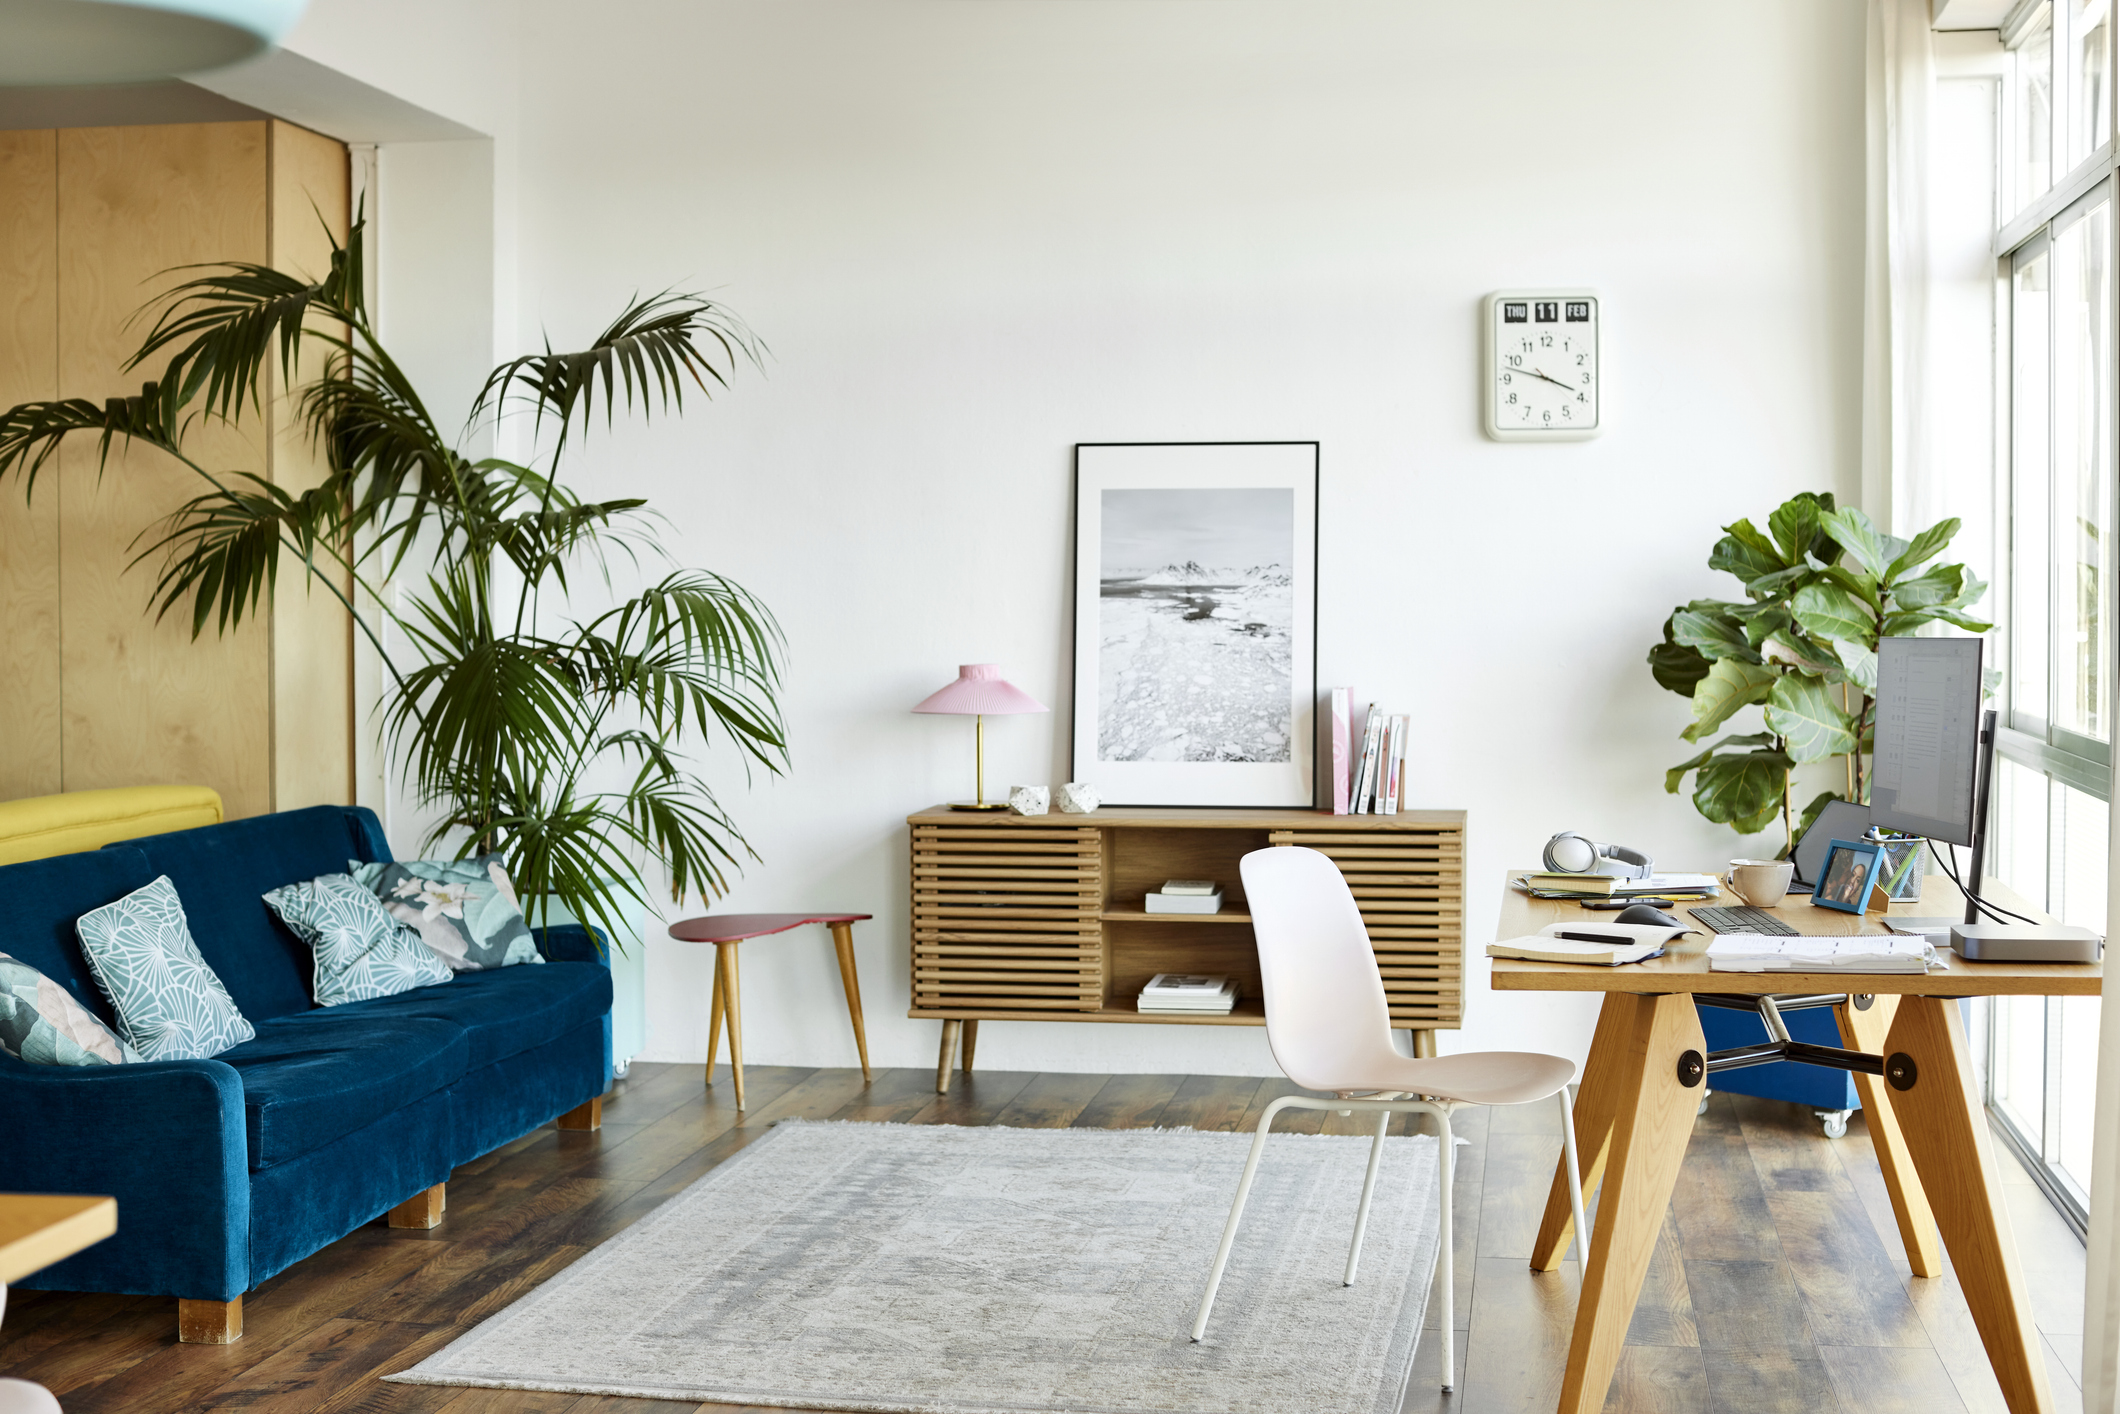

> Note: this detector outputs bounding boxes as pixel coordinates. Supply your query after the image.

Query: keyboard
[1689,905,1799,936]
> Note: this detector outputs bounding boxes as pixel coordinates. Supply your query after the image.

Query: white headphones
[1543,832,1654,880]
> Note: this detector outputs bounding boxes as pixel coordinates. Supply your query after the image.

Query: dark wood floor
[0,1062,2089,1413]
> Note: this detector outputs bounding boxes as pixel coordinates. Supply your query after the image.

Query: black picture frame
[1069,442,1319,807]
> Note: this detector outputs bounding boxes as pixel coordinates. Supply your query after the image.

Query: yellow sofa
[0,786,224,868]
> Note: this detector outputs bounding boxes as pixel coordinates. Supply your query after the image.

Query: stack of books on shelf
[1138,973,1238,1014]
[1144,879,1223,914]
[1329,689,1409,815]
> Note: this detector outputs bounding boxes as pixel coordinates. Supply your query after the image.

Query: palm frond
[129,472,355,637]
[127,213,366,425]
[0,383,187,499]
[471,293,764,457]
[569,571,789,772]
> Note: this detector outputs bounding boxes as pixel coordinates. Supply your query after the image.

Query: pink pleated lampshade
[912,664,1048,716]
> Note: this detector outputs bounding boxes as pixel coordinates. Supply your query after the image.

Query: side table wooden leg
[936,1019,962,1093]
[1532,992,1631,1271]
[720,945,746,1110]
[704,947,725,1089]
[178,1296,242,1344]
[961,1019,979,1076]
[1410,1027,1438,1058]
[828,922,873,1081]
[1556,992,1705,1414]
[1885,996,2054,1414]
[1836,994,1942,1277]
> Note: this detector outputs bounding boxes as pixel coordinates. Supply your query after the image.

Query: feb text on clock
[1484,291,1600,442]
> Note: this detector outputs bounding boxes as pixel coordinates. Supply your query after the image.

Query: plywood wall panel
[56,122,273,819]
[0,131,62,800]
[267,120,354,811]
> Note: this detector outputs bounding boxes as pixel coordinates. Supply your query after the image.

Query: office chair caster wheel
[612,1057,631,1080]
[1697,1088,1712,1118]
[1817,1109,1850,1139]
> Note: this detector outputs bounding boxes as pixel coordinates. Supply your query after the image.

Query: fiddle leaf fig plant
[1651,490,1991,850]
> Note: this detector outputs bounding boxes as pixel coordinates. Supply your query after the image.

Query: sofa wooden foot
[556,1097,602,1131]
[178,1296,241,1344]
[387,1183,446,1230]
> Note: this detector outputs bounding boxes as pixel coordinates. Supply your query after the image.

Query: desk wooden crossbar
[1492,873,2096,1414]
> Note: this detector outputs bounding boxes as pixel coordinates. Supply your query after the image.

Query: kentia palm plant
[0,217,786,946]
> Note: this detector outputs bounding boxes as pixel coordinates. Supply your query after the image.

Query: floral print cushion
[348,856,544,972]
[264,873,455,1006]
[0,952,140,1066]
[74,876,255,1061]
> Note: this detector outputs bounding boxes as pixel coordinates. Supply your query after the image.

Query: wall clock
[1483,290,1600,441]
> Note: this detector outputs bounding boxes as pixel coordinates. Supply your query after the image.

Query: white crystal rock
[1057,782,1101,813]
[1008,785,1050,816]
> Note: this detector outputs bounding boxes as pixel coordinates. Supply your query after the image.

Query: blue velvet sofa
[0,804,612,1339]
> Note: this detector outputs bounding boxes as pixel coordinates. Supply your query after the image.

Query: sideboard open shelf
[908,805,1465,1090]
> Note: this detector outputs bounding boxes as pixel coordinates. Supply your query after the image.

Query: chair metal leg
[1438,1105,1457,1393]
[1192,1095,1296,1342]
[1344,1108,1393,1285]
[1558,1084,1590,1262]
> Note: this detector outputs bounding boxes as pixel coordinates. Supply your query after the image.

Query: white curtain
[1863,0,1936,536]
[2090,940,2120,1412]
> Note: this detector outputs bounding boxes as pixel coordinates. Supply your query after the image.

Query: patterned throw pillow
[0,953,140,1066]
[263,873,454,1006]
[75,876,255,1061]
[348,856,544,972]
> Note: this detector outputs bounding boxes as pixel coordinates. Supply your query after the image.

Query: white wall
[289,0,1869,1077]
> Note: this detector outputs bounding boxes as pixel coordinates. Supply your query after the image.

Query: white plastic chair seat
[1317,1049,1576,1107]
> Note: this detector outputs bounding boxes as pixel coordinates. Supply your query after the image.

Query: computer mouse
[1614,903,1684,929]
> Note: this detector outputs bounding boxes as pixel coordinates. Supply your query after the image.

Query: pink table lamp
[913,664,1048,811]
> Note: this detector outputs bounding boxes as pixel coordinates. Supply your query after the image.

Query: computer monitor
[1870,636,1984,846]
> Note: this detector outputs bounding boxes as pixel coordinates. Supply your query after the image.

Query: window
[1981,0,2116,1232]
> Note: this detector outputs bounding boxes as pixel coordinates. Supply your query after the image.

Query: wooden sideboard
[907,805,1465,1089]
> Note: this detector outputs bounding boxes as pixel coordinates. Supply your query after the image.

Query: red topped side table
[666,912,874,1110]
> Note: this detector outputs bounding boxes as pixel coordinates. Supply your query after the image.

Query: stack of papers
[1515,872,1721,900]
[1705,935,1940,974]
[1138,973,1237,1013]
[1487,921,1687,967]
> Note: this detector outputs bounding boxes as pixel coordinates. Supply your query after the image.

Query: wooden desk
[1492,873,2094,1414]
[0,1194,114,1287]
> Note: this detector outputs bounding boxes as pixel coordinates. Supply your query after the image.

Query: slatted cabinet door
[911,822,1103,1013]
[1269,824,1465,1027]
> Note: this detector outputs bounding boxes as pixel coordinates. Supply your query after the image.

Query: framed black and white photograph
[1072,442,1318,807]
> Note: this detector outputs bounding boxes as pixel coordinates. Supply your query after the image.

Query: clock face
[1486,293,1600,441]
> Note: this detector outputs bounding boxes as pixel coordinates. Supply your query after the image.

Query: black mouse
[1614,903,1683,928]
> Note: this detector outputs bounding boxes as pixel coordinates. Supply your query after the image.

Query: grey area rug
[387,1119,1443,1414]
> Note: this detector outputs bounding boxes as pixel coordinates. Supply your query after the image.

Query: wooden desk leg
[827,922,873,1082]
[936,1019,962,1093]
[1835,995,1942,1277]
[1556,993,1705,1414]
[704,948,726,1089]
[1532,992,1632,1271]
[961,1019,979,1076]
[1884,996,2054,1414]
[719,941,746,1111]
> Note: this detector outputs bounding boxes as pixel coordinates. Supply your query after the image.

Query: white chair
[1191,846,1590,1394]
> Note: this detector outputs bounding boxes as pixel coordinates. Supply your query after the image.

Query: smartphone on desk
[1581,897,1675,910]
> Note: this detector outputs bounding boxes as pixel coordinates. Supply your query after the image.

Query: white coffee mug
[1726,858,1794,908]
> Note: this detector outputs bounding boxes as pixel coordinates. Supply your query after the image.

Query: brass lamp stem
[975,713,986,806]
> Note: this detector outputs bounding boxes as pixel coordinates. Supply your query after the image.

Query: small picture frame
[1812,838,1887,915]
